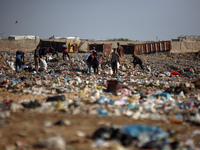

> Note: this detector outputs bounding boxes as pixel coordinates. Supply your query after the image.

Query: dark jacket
[133,56,143,64]
[87,54,94,63]
[92,57,99,68]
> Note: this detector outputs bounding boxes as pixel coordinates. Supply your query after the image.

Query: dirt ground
[0,89,200,150]
[1,108,200,150]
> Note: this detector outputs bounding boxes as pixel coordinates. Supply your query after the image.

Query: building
[8,35,39,40]
[40,37,80,53]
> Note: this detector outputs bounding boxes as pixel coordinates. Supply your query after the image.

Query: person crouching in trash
[62,45,70,60]
[39,46,56,61]
[86,51,96,74]
[132,54,144,70]
[15,50,25,73]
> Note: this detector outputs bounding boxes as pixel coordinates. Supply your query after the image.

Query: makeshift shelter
[88,43,112,53]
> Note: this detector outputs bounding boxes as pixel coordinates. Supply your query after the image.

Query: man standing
[117,42,125,57]
[132,54,144,70]
[111,48,120,74]
[34,45,40,73]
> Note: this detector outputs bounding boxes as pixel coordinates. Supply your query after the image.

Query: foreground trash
[92,124,198,149]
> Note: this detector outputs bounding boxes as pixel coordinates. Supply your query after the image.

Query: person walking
[62,44,70,60]
[132,54,144,70]
[15,50,25,72]
[111,48,120,74]
[34,45,41,73]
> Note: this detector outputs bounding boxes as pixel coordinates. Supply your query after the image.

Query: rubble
[0,50,200,149]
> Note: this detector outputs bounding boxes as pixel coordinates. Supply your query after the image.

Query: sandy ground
[1,110,200,150]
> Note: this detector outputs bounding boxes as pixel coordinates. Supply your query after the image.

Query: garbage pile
[0,50,200,149]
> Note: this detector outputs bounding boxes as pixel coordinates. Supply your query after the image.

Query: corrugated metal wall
[40,40,66,52]
[39,40,171,54]
[134,41,171,54]
[88,43,112,53]
[103,44,112,53]
[121,45,134,54]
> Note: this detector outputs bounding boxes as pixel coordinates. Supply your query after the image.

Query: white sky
[0,0,200,41]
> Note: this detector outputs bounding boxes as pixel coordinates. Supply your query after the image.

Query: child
[92,52,99,74]
[62,45,70,60]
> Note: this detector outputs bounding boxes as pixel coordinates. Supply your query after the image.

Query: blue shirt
[16,50,24,60]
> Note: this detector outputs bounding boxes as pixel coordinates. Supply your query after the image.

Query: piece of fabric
[84,54,90,61]
[171,71,180,76]
[87,54,94,63]
[62,48,68,53]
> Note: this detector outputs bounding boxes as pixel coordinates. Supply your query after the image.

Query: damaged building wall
[171,36,200,53]
[0,39,40,51]
[171,41,200,53]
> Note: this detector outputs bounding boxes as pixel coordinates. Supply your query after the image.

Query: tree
[106,38,131,41]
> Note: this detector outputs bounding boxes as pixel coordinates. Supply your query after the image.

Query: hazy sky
[0,0,199,41]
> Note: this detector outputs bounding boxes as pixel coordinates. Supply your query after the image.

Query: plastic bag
[40,58,47,70]
[117,62,120,69]
[122,65,126,71]
[48,56,53,60]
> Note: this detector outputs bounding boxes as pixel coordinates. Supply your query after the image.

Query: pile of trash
[0,50,200,149]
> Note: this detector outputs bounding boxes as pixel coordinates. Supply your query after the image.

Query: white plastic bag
[117,62,120,69]
[147,65,151,72]
[40,59,47,70]
[48,56,53,60]
[108,67,113,75]
[122,65,126,71]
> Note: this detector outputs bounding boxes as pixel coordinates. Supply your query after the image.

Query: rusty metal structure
[39,39,171,54]
[88,43,112,53]
[88,41,171,54]
[133,41,171,54]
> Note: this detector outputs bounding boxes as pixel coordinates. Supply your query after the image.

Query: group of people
[84,48,99,74]
[110,42,144,75]
[16,44,70,73]
[84,42,144,75]
[15,42,145,74]
[33,45,60,73]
